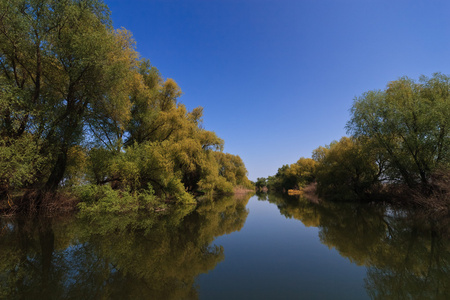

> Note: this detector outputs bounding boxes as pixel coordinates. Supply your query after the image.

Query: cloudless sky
[105,0,450,181]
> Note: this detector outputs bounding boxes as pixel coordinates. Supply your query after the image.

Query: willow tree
[313,137,381,201]
[214,152,251,187]
[265,158,316,192]
[347,74,450,189]
[0,0,135,192]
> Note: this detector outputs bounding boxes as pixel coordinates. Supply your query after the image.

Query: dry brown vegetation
[410,170,450,218]
[302,183,321,204]
[233,186,255,195]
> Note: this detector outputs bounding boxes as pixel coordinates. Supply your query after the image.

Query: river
[0,193,448,299]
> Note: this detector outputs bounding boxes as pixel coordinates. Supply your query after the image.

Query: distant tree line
[0,0,252,212]
[262,74,450,207]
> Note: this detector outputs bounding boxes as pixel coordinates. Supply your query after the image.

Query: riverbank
[291,181,450,223]
[233,186,256,194]
[0,185,256,217]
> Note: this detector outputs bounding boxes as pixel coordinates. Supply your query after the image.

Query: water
[196,196,368,299]
[0,193,448,299]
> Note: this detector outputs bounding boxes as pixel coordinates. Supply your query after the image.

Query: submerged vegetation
[263,74,450,214]
[0,0,252,213]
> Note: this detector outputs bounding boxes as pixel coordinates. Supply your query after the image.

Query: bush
[75,184,162,215]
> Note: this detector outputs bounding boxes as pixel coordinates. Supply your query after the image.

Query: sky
[105,0,450,181]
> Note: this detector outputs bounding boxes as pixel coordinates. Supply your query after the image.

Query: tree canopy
[0,0,252,210]
[264,73,450,205]
[266,157,316,192]
[347,74,450,189]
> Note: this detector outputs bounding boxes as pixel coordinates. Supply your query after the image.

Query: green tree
[313,137,381,201]
[266,165,290,191]
[266,158,317,192]
[214,152,251,187]
[290,157,317,187]
[255,177,267,190]
[347,73,450,189]
[0,0,135,192]
[0,0,253,209]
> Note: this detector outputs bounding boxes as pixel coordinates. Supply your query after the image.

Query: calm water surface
[0,193,448,299]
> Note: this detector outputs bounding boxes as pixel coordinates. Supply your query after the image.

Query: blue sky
[105,0,450,181]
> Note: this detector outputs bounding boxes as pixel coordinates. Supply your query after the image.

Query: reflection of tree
[266,193,450,299]
[364,218,450,300]
[0,193,251,299]
[264,193,322,228]
[0,216,73,300]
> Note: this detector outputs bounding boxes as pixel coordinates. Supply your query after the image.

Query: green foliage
[313,137,381,201]
[198,174,233,195]
[267,73,450,202]
[64,146,87,187]
[291,157,317,187]
[86,147,116,185]
[0,134,47,192]
[75,184,159,214]
[0,0,136,190]
[347,73,450,188]
[255,177,267,190]
[266,158,317,191]
[213,152,252,188]
[84,141,196,204]
[0,0,252,208]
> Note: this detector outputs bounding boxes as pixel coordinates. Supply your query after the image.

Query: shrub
[75,184,162,215]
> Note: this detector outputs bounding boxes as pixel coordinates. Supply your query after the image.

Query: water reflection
[259,192,450,299]
[0,193,252,300]
[2,192,448,299]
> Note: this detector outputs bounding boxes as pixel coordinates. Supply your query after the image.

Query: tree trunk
[44,146,68,191]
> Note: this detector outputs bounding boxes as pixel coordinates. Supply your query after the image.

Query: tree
[0,0,136,191]
[291,157,317,187]
[266,158,317,192]
[266,164,290,191]
[0,0,253,210]
[214,152,251,187]
[255,177,267,190]
[313,137,381,201]
[347,74,450,189]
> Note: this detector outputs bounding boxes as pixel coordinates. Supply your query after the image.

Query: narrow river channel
[0,193,448,299]
[197,194,369,299]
